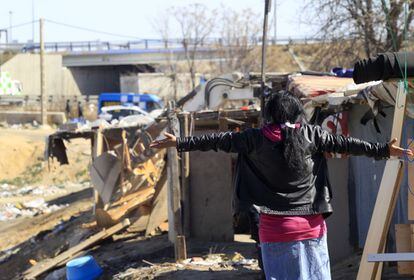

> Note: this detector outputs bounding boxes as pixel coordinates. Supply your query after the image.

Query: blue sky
[0,0,315,43]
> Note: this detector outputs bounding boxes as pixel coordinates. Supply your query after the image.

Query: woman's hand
[389,138,413,157]
[150,132,177,149]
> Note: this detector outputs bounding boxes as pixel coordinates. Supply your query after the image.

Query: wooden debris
[90,152,121,205]
[96,186,154,228]
[122,130,132,172]
[127,205,152,233]
[142,259,156,266]
[23,219,130,280]
[158,221,169,232]
[81,221,98,229]
[148,221,169,236]
[145,167,168,236]
[133,159,158,185]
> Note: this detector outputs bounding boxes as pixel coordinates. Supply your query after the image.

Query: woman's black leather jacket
[176,124,390,216]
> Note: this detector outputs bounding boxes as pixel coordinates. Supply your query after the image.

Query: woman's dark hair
[264,91,308,175]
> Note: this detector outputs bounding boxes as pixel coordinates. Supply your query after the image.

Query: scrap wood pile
[24,120,170,279]
[90,121,169,234]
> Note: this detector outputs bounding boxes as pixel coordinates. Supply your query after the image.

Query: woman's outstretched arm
[310,125,412,159]
[150,129,259,154]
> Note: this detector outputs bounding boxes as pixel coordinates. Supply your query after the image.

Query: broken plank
[23,219,130,280]
[109,186,154,221]
[127,205,151,233]
[96,186,154,228]
[110,184,151,208]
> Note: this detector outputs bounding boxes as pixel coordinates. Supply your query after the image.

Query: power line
[44,19,142,40]
[0,20,38,30]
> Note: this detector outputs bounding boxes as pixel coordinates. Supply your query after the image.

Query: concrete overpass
[62,48,222,67]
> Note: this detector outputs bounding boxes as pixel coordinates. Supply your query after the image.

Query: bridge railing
[0,36,324,53]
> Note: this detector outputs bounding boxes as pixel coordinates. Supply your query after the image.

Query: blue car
[98,93,163,113]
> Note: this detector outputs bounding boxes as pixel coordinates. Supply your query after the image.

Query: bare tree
[304,0,413,61]
[152,14,179,100]
[216,6,262,74]
[172,3,216,89]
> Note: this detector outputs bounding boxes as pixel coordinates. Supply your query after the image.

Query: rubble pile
[0,183,72,198]
[0,183,90,221]
[112,252,260,280]
[0,198,67,221]
[18,119,170,279]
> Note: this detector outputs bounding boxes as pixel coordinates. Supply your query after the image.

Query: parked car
[98,93,163,113]
[98,105,154,126]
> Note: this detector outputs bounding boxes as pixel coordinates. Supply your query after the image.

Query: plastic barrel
[66,255,103,280]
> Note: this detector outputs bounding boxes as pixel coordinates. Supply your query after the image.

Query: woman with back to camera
[150,91,412,280]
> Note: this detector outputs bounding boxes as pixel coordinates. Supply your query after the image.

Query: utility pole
[273,0,277,43]
[39,18,47,125]
[260,0,271,118]
[8,11,13,43]
[32,0,35,42]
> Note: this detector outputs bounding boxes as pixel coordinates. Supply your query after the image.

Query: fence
[0,94,98,113]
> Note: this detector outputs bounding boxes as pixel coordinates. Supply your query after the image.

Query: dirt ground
[0,127,96,279]
[0,127,90,185]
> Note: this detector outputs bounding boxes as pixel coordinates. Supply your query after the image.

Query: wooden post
[166,101,186,261]
[179,112,191,236]
[411,225,414,275]
[357,81,407,280]
[219,111,229,132]
[408,138,414,220]
[395,224,414,275]
[92,130,104,212]
[175,235,187,261]
[39,18,47,125]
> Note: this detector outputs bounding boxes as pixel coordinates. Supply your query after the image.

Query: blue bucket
[66,255,103,280]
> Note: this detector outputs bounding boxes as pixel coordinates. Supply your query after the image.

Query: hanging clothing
[353,52,414,84]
